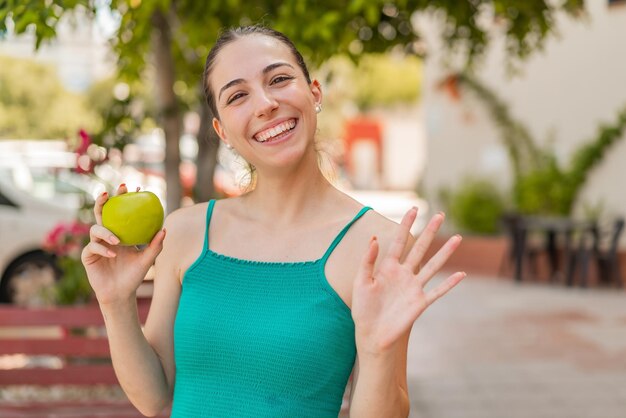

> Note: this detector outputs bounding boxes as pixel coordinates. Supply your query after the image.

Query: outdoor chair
[574,217,624,287]
[499,213,543,280]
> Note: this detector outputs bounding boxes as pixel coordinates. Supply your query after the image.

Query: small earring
[315,104,322,114]
[225,143,233,150]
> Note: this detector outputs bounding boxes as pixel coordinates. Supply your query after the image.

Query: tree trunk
[194,91,220,202]
[152,9,182,213]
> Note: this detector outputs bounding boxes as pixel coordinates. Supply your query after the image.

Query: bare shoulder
[158,201,210,280]
[362,210,403,237]
[360,209,416,257]
[323,198,416,308]
[163,201,209,235]
[329,191,416,258]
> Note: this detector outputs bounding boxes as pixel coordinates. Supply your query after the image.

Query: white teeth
[255,119,296,142]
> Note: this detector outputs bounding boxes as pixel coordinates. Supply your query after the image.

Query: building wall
[419,0,626,245]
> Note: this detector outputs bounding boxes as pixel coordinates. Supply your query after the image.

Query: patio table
[511,215,596,285]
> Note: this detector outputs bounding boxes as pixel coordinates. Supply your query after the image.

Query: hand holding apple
[81,185,167,306]
[102,191,164,246]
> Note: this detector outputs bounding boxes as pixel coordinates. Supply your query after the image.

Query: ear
[212,117,230,146]
[310,79,323,107]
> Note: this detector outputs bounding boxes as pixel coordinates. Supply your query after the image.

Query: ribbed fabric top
[172,200,372,417]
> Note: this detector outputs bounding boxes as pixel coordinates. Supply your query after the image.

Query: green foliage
[0,55,99,139]
[454,73,626,216]
[0,0,95,49]
[321,53,421,111]
[352,53,422,110]
[513,157,569,215]
[52,256,92,305]
[42,220,93,305]
[2,0,585,207]
[440,178,507,235]
[568,108,626,186]
[85,77,158,149]
[514,106,626,215]
[3,1,585,80]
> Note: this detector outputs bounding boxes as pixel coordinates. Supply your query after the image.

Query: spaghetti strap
[203,199,216,252]
[321,206,372,263]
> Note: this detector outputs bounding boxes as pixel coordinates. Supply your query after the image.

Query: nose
[253,88,279,118]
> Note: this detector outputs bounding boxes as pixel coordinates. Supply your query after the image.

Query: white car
[0,166,91,305]
[0,140,170,305]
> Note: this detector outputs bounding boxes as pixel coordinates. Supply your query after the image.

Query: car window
[0,168,18,207]
[0,189,17,207]
[1,165,93,209]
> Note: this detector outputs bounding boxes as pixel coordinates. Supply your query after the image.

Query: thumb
[356,236,378,285]
[142,228,166,264]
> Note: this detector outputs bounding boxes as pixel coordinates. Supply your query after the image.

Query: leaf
[348,0,366,13]
[364,3,380,26]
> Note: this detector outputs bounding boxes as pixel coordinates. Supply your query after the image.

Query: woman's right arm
[81,185,180,416]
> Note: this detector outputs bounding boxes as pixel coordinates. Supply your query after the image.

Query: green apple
[102,191,164,246]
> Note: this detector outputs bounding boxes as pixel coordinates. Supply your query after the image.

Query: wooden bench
[0,299,170,417]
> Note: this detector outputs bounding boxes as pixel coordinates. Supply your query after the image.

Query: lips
[253,118,298,143]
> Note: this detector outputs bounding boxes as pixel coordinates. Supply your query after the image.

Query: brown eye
[227,92,246,104]
[271,75,294,85]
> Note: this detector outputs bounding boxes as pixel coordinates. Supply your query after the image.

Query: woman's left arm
[349,208,465,418]
[348,335,410,417]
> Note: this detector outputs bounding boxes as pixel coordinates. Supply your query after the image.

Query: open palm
[351,208,465,355]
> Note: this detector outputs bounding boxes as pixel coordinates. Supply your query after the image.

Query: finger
[404,212,445,271]
[356,236,378,285]
[425,271,466,306]
[416,234,462,284]
[94,191,108,225]
[90,224,121,246]
[388,207,418,261]
[82,241,116,262]
[116,183,127,196]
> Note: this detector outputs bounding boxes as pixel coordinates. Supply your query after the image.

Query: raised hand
[81,184,166,306]
[351,208,465,356]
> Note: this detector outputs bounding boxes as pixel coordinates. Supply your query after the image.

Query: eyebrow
[218,62,295,101]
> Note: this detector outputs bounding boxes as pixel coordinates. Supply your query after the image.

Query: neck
[242,154,335,227]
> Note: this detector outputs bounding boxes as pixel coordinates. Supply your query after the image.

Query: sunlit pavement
[407,274,626,418]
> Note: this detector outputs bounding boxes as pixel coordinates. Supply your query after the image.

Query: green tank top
[172,200,372,417]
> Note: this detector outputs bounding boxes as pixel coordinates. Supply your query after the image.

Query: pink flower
[76,129,92,155]
[43,221,91,257]
[70,222,90,236]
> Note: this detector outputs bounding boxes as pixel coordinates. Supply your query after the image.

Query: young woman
[82,26,465,418]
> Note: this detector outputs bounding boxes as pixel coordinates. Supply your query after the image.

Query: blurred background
[1,1,625,417]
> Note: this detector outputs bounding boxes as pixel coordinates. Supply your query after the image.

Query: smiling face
[208,35,322,172]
